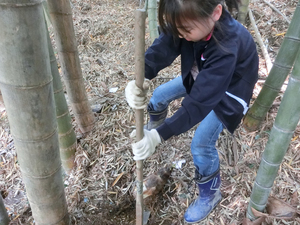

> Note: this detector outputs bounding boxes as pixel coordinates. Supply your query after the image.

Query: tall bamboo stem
[243,1,300,131]
[46,26,77,174]
[0,0,69,223]
[247,49,300,220]
[134,9,146,225]
[47,0,95,133]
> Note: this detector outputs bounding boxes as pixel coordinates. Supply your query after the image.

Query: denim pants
[148,76,223,177]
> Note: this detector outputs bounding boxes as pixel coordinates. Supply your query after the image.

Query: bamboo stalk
[243,1,300,131]
[0,0,69,223]
[46,24,77,174]
[248,9,272,73]
[47,0,95,134]
[247,44,300,221]
[134,9,146,225]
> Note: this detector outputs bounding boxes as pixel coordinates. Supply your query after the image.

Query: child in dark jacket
[125,0,258,223]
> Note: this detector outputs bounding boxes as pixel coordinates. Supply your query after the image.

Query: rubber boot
[144,106,167,130]
[184,168,222,223]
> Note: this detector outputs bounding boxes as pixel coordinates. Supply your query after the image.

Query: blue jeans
[148,76,223,176]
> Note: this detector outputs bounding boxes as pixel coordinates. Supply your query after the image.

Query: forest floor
[1,0,300,224]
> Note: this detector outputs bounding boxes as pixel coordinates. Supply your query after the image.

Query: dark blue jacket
[145,10,259,141]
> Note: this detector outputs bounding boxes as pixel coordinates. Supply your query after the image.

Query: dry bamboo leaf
[111,172,124,187]
[82,150,90,161]
[291,135,298,141]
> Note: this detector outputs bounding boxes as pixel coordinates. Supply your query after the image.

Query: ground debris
[0,0,299,224]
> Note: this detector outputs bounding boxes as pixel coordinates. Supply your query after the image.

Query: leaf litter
[0,0,299,224]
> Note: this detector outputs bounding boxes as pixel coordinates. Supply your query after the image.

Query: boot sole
[184,197,222,224]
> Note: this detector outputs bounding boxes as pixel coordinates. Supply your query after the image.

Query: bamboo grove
[0,0,300,224]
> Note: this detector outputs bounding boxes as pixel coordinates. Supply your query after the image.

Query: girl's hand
[125,80,148,109]
[130,129,161,161]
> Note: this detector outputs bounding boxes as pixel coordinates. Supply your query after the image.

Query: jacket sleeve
[145,33,181,80]
[157,46,237,140]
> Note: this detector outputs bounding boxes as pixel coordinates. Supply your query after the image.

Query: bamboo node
[58,127,75,138]
[273,124,294,134]
[290,76,300,83]
[284,36,300,43]
[0,78,53,90]
[53,88,64,94]
[12,127,58,143]
[261,157,281,167]
[272,62,293,70]
[20,164,62,179]
[60,142,77,152]
[249,198,267,208]
[254,181,272,190]
[56,110,70,119]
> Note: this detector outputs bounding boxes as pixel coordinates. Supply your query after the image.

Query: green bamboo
[247,49,300,220]
[148,0,159,42]
[0,1,69,224]
[46,25,77,174]
[0,195,9,225]
[237,0,249,24]
[47,0,95,134]
[243,1,300,131]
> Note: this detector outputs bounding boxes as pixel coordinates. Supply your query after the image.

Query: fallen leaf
[266,196,300,219]
[112,172,124,187]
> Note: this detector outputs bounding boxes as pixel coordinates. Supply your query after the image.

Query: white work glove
[131,129,161,161]
[125,80,148,109]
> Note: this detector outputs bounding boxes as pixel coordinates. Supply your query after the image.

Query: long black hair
[158,0,240,37]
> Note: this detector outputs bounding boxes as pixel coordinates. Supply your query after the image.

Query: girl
[125,0,258,223]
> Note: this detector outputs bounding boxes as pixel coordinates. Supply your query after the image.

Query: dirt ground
[1,0,300,224]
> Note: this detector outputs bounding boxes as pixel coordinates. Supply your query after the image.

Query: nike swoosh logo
[201,53,206,61]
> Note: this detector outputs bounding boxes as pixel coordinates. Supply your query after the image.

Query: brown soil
[1,0,299,224]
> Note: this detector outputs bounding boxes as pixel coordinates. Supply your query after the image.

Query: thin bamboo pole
[247,49,300,220]
[0,0,69,223]
[249,9,272,73]
[243,1,300,131]
[134,9,147,225]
